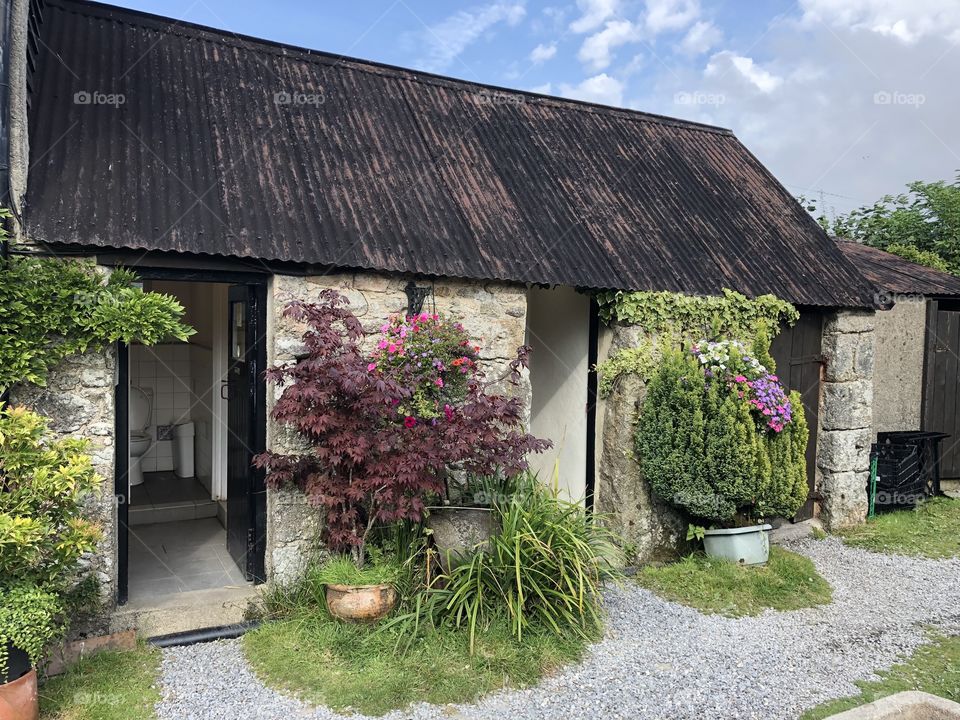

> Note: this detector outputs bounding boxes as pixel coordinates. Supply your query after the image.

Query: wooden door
[770,312,824,520]
[924,301,960,480]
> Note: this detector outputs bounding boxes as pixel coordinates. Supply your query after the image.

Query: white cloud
[679,20,721,55]
[560,73,625,106]
[417,3,527,72]
[529,42,558,63]
[705,51,783,93]
[578,20,641,70]
[630,13,960,221]
[799,0,960,43]
[529,82,553,94]
[644,0,700,35]
[569,0,620,33]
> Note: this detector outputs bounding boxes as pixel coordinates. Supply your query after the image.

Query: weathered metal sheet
[837,241,960,298]
[25,0,876,307]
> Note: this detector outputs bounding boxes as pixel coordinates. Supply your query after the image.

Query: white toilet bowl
[129,386,153,488]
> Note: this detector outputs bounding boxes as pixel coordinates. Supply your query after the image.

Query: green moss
[39,644,160,720]
[840,498,960,559]
[801,634,960,719]
[243,612,593,716]
[637,547,832,617]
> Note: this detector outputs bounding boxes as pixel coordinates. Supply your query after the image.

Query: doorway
[115,272,267,605]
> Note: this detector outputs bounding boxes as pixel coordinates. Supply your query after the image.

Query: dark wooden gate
[923,300,960,480]
[770,311,824,520]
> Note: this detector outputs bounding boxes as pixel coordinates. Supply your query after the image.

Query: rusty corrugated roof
[836,240,960,299]
[24,0,876,307]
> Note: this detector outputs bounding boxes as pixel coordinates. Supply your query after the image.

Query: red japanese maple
[253,290,549,564]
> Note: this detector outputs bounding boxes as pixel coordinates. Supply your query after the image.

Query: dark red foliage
[253,290,549,553]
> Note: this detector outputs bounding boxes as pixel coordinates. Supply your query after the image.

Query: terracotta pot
[425,506,499,570]
[325,583,397,623]
[0,669,39,720]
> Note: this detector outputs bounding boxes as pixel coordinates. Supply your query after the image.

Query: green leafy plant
[0,583,65,679]
[635,347,808,526]
[0,406,103,675]
[390,475,623,651]
[0,406,102,586]
[594,289,798,396]
[0,208,193,391]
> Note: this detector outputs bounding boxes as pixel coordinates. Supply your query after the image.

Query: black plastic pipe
[147,620,261,648]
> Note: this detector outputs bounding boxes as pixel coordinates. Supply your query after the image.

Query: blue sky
[108,0,960,218]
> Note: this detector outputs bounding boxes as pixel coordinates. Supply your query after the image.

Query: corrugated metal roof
[24,0,876,307]
[836,240,960,299]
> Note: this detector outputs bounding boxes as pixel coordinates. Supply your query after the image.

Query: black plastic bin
[876,431,949,497]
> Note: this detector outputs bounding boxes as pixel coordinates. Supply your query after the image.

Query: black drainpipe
[585,298,600,511]
[0,0,13,408]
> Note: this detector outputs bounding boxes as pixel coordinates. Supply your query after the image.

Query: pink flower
[388,343,398,354]
[435,377,444,387]
[734,374,747,383]
[443,404,454,421]
[377,339,388,350]
[404,416,416,428]
[367,362,377,372]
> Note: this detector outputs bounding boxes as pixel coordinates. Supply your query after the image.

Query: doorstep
[109,585,263,638]
[824,691,960,719]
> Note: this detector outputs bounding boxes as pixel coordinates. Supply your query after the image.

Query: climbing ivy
[595,289,798,396]
[0,208,194,392]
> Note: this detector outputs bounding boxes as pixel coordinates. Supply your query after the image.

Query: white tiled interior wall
[131,343,193,472]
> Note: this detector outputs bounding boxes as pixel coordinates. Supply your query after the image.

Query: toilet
[129,386,153,488]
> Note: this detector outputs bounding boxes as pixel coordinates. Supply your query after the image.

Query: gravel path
[156,538,960,719]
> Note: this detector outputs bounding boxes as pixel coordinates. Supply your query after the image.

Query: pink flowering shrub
[369,313,480,420]
[253,291,549,562]
[692,339,793,433]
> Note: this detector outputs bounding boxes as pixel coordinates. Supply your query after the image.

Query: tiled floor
[129,472,218,525]
[127,518,249,599]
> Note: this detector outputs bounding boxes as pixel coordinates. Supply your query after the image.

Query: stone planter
[325,583,397,623]
[426,506,499,570]
[0,667,39,720]
[703,524,772,565]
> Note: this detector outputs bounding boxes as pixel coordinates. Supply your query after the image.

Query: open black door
[226,284,267,582]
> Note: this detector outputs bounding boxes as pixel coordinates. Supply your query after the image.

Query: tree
[809,175,960,274]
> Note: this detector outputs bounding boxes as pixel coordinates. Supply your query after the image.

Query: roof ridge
[45,0,735,137]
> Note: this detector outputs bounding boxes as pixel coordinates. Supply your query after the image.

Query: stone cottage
[2,0,880,634]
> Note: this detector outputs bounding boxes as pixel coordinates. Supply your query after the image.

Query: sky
[108,0,960,220]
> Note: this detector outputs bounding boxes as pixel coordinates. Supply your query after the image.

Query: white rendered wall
[527,286,590,503]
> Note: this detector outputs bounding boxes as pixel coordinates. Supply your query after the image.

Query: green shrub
[391,476,623,650]
[0,407,102,587]
[635,347,809,525]
[0,207,193,391]
[0,406,103,674]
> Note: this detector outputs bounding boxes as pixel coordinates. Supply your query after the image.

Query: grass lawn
[636,546,832,617]
[801,634,960,719]
[38,644,160,720]
[840,497,960,558]
[243,612,595,716]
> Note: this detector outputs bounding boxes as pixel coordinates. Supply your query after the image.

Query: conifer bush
[635,341,808,525]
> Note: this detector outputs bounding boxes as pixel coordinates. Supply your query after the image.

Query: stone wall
[872,299,926,435]
[10,347,118,625]
[593,324,686,563]
[265,271,530,584]
[817,310,876,529]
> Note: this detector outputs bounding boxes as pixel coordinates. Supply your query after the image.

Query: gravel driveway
[156,537,960,720]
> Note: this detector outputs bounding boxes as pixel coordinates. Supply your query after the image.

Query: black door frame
[114,267,268,605]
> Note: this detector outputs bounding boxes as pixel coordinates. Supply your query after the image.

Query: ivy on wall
[595,289,799,396]
[0,208,194,392]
